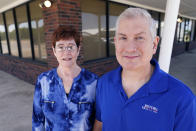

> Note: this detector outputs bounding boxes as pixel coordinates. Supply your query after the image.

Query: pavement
[0,49,196,131]
[170,49,196,94]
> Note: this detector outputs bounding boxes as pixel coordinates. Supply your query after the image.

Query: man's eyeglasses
[55,45,77,52]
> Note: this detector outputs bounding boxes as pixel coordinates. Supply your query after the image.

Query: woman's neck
[57,64,81,79]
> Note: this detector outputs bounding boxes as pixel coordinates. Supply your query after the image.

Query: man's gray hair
[115,7,157,39]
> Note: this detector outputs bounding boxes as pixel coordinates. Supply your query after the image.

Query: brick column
[42,0,83,69]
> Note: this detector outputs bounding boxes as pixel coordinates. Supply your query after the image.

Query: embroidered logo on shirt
[142,104,158,113]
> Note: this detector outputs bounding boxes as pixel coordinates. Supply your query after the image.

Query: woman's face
[53,39,80,68]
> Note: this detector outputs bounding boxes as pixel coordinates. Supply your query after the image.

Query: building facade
[0,0,196,84]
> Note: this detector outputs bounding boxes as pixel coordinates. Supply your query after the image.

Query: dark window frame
[26,3,35,60]
[183,19,187,43]
[188,19,192,42]
[3,12,11,55]
[13,8,22,58]
[179,18,185,42]
[177,18,182,42]
[0,1,46,63]
[106,0,109,57]
[157,12,161,36]
[0,36,2,54]
[194,21,196,41]
[107,1,129,57]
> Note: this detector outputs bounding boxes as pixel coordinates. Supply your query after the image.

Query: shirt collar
[148,59,168,94]
[112,59,168,94]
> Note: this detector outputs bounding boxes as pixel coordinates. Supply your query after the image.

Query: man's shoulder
[96,67,121,92]
[164,73,195,99]
[151,67,195,101]
[99,66,120,80]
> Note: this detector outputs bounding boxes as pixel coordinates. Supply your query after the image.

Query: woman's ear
[53,47,57,57]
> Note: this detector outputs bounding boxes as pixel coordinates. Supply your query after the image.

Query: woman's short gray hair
[115,7,157,40]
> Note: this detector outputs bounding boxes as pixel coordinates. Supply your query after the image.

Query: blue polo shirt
[96,59,196,131]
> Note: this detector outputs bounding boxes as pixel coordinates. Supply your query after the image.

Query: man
[93,8,196,131]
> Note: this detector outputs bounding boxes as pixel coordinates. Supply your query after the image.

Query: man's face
[114,17,159,70]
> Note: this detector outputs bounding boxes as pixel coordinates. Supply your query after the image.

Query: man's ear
[114,36,117,45]
[152,36,159,54]
[77,46,81,56]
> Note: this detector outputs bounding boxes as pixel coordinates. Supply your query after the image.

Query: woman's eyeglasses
[55,45,77,52]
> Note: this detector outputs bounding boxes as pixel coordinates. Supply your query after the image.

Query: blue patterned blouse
[32,68,98,131]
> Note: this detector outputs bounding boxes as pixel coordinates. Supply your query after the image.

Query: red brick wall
[82,58,119,76]
[0,55,48,84]
[0,0,119,85]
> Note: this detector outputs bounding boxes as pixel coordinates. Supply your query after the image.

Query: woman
[32,26,98,131]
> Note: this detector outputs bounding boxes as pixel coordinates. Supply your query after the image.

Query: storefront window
[16,5,31,58]
[160,13,165,38]
[0,14,8,54]
[176,20,181,42]
[150,11,159,36]
[179,19,185,42]
[30,0,47,60]
[184,19,192,42]
[5,10,18,56]
[81,0,106,61]
[109,3,128,56]
[190,20,195,41]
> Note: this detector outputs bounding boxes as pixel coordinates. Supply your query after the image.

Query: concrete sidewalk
[0,49,196,131]
[170,49,196,95]
[0,71,34,131]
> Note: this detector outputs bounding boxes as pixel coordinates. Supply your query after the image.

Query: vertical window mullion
[3,12,11,55]
[13,8,22,58]
[183,19,186,43]
[174,22,178,42]
[26,3,35,60]
[189,20,192,40]
[0,36,2,54]
[194,21,196,41]
[178,19,182,42]
[106,0,109,57]
[157,13,161,36]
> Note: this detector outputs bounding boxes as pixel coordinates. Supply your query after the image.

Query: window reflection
[5,10,18,56]
[81,0,106,61]
[16,5,31,58]
[0,14,8,54]
[184,20,192,42]
[179,19,185,42]
[160,13,165,38]
[150,11,159,35]
[30,0,47,60]
[190,20,195,41]
[176,21,181,42]
[109,3,128,56]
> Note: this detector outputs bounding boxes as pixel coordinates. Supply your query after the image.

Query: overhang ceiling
[0,0,30,13]
[111,0,196,20]
[0,0,196,19]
